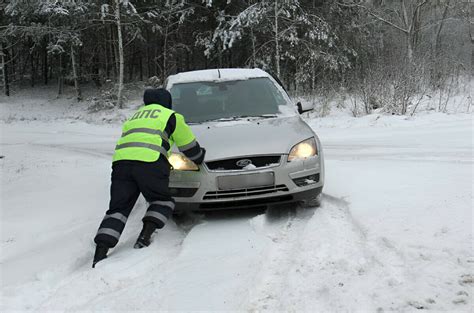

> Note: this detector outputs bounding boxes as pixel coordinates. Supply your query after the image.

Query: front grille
[206,155,281,171]
[199,195,293,210]
[203,184,289,200]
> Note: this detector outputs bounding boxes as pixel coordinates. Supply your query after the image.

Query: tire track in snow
[30,142,114,160]
[247,193,415,312]
[16,209,260,311]
[150,210,268,311]
[247,204,317,312]
[35,223,188,311]
[2,197,190,311]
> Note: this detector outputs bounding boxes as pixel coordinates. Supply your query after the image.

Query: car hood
[181,116,315,161]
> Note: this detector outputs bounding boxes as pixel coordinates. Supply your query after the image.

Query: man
[93,88,205,268]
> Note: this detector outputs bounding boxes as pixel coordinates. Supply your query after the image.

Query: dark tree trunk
[139,50,143,81]
[93,51,101,88]
[71,45,82,101]
[104,26,110,79]
[229,49,233,68]
[30,52,35,87]
[43,43,48,85]
[1,45,10,96]
[174,44,180,74]
[115,0,124,108]
[111,24,119,80]
[21,47,28,81]
[10,47,16,83]
[57,54,64,95]
[78,46,82,81]
[4,55,10,96]
[185,49,190,71]
[145,26,151,78]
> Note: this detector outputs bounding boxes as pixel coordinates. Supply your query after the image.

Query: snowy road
[1,113,472,312]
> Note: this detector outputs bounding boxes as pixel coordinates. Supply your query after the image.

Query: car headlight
[169,153,199,171]
[288,138,317,162]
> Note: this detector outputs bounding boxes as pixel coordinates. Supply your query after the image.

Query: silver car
[164,68,324,212]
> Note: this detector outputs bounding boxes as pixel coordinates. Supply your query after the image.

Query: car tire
[300,192,322,208]
[266,202,298,220]
[172,210,203,231]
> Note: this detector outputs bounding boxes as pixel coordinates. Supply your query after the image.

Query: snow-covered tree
[4,0,90,99]
[206,0,354,90]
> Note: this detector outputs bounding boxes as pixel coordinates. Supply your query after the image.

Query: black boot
[92,245,109,268]
[134,221,156,249]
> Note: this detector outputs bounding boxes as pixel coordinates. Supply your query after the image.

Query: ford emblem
[236,159,252,167]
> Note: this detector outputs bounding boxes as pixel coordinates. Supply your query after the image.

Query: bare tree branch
[337,2,409,33]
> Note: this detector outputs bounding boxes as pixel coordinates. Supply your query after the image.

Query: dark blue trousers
[94,158,175,248]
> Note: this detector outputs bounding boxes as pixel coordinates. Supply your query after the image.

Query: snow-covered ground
[1,89,473,312]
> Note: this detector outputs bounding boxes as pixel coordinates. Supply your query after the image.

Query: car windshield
[169,77,293,123]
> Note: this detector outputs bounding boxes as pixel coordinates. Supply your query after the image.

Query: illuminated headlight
[169,153,199,171]
[288,138,317,162]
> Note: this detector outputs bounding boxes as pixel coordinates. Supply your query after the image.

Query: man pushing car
[92,88,205,267]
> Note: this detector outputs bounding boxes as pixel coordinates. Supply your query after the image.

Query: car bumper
[169,155,324,212]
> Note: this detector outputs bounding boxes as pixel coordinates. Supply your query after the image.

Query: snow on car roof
[166,68,271,88]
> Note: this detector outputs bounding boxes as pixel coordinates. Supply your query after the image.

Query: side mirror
[296,101,314,114]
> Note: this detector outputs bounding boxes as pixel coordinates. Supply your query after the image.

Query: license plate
[217,172,274,190]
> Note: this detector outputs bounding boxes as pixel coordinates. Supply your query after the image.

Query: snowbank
[0,85,140,124]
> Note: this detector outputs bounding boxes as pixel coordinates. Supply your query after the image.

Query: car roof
[165,68,271,88]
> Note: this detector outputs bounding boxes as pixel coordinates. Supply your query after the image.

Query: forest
[0,0,472,114]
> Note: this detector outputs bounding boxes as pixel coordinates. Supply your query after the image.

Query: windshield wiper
[217,114,278,121]
[234,114,278,119]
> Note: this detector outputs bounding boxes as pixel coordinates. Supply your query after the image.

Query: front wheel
[300,190,322,208]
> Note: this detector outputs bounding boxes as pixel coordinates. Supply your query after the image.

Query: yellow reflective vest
[113,104,197,163]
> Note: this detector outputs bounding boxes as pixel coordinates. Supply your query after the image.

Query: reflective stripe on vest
[112,104,175,163]
[121,128,169,142]
[115,142,168,157]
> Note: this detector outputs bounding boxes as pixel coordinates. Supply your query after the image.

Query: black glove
[194,147,206,165]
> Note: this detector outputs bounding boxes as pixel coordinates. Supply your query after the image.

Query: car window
[169,78,292,123]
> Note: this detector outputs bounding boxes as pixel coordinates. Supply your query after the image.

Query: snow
[243,163,257,170]
[165,68,269,88]
[0,85,140,124]
[1,91,473,311]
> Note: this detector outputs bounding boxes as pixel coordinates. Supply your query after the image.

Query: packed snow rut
[2,192,362,311]
[248,193,471,312]
[245,195,412,312]
[248,204,318,311]
[3,192,470,311]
